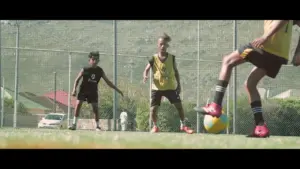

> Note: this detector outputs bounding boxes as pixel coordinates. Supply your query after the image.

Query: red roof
[43,90,76,108]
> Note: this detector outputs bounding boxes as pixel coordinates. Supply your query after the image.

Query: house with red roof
[43,90,77,113]
[2,89,53,114]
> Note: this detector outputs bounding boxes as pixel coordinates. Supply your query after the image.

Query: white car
[38,113,68,129]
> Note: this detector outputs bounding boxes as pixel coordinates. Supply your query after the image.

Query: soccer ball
[203,111,229,134]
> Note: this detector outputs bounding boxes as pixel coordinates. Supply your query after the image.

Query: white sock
[153,122,157,127]
[73,117,78,125]
[180,120,185,128]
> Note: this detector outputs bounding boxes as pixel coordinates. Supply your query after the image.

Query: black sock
[213,80,228,105]
[96,120,100,127]
[250,101,264,125]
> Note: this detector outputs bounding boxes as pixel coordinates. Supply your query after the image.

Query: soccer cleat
[151,126,159,133]
[68,124,76,131]
[180,126,194,134]
[200,102,222,117]
[247,123,270,138]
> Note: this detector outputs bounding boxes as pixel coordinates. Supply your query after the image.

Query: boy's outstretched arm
[102,71,124,97]
[143,63,151,83]
[292,20,300,66]
[72,69,83,96]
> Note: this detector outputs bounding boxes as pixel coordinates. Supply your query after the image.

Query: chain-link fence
[0,20,300,136]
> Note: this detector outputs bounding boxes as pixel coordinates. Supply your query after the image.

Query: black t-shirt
[79,66,104,93]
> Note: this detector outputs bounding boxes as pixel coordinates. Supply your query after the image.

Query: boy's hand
[251,35,268,48]
[292,53,300,66]
[143,75,148,83]
[119,91,124,97]
[292,34,300,66]
[176,84,181,94]
[72,90,77,96]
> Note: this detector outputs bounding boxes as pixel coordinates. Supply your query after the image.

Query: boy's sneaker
[151,126,159,133]
[68,124,76,130]
[247,123,270,138]
[200,102,222,117]
[180,126,194,134]
[96,126,102,131]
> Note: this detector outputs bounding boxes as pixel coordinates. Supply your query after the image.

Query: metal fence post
[0,21,2,128]
[129,58,133,84]
[232,20,237,134]
[13,21,20,128]
[53,72,57,113]
[226,82,230,134]
[196,20,201,133]
[1,78,3,128]
[67,52,72,127]
[113,20,118,131]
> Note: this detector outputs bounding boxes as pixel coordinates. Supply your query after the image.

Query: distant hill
[1,20,300,102]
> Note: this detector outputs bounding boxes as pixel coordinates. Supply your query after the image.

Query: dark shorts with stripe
[151,90,181,107]
[77,91,98,104]
[238,43,288,78]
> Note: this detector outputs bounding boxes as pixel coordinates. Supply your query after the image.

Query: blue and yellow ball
[203,111,229,134]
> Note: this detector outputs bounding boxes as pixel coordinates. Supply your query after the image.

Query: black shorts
[77,91,98,103]
[238,43,288,78]
[151,90,181,107]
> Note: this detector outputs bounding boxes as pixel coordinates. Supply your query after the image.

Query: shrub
[226,95,300,136]
[135,100,198,132]
[135,93,300,136]
[4,97,28,114]
[135,99,150,131]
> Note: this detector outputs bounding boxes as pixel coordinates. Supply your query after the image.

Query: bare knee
[222,55,236,68]
[222,51,244,68]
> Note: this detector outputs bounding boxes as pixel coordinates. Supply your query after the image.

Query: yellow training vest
[151,53,177,91]
[262,20,293,60]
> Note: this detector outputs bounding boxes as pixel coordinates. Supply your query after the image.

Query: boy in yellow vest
[143,33,193,134]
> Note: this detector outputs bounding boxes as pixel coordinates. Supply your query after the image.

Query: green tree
[4,97,28,114]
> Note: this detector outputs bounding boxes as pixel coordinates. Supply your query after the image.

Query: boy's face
[89,56,99,66]
[158,38,169,53]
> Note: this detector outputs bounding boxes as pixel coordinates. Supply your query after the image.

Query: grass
[1,128,300,149]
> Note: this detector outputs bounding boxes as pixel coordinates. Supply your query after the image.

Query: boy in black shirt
[69,51,124,131]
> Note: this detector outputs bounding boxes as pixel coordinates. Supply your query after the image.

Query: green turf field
[0,128,299,149]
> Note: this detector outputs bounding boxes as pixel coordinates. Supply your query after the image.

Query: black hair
[88,51,100,59]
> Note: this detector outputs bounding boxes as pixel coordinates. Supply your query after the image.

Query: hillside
[1,20,300,103]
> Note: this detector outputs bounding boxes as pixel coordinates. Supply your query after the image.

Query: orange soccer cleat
[151,126,159,133]
[181,126,194,134]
